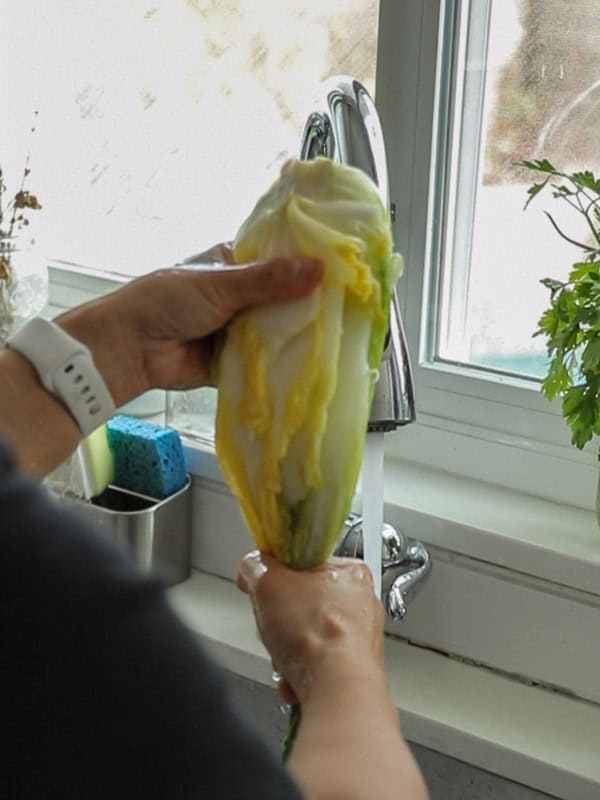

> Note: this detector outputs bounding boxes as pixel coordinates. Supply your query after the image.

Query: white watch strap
[7,317,116,435]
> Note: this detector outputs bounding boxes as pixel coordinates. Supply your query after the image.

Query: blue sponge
[106,415,187,500]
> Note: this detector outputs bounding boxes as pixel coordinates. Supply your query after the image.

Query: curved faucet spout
[300,77,390,212]
[299,75,416,430]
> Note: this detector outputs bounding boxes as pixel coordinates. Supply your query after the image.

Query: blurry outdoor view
[4,0,600,389]
[438,0,600,380]
[0,0,378,275]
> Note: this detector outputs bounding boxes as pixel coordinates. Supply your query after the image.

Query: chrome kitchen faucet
[300,75,430,619]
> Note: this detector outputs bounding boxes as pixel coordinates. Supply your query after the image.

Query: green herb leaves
[521,160,600,449]
[535,261,600,448]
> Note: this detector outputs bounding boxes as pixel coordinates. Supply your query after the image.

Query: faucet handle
[335,514,432,620]
[383,539,432,622]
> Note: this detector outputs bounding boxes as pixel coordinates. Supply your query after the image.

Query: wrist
[57,297,149,408]
[7,318,117,436]
[298,642,390,708]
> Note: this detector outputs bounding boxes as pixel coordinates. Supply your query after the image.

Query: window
[4,0,381,440]
[378,0,599,507]
[436,0,600,381]
[1,0,379,274]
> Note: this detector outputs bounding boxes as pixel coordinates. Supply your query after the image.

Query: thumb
[209,257,323,315]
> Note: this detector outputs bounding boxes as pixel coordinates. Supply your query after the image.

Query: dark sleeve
[0,442,303,800]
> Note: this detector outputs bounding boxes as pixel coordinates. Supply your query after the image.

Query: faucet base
[335,513,432,621]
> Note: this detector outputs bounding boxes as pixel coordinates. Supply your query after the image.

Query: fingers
[236,550,384,706]
[236,551,371,596]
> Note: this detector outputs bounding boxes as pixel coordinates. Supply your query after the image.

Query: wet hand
[236,552,385,706]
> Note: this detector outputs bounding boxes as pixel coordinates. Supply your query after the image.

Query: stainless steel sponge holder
[51,478,192,587]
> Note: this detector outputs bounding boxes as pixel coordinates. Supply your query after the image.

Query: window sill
[382,457,600,595]
[168,570,600,800]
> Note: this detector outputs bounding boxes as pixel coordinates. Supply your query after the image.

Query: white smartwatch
[7,317,116,435]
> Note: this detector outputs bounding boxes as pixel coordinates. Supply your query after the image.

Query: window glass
[435,0,600,380]
[1,0,378,275]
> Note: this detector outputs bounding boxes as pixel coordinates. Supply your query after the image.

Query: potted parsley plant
[520,159,600,519]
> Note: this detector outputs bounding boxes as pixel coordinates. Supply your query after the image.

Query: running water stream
[361,432,384,599]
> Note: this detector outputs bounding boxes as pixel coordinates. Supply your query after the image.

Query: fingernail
[239,550,268,591]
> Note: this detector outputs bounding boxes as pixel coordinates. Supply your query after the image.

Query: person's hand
[237,552,429,800]
[236,552,385,706]
[57,245,322,408]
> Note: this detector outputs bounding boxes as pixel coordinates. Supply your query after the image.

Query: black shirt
[0,442,302,799]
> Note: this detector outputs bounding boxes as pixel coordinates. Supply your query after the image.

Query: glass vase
[0,236,48,347]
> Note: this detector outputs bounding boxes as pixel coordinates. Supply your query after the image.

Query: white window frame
[377,0,598,509]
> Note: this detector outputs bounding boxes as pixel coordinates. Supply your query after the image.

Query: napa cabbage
[215,157,402,568]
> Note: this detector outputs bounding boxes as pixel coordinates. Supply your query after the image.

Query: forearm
[0,347,83,475]
[288,658,428,800]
